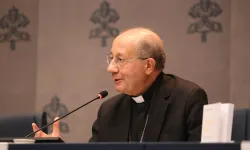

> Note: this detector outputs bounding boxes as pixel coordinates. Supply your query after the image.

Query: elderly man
[32,27,208,142]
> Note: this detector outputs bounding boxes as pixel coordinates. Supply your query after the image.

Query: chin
[114,86,124,93]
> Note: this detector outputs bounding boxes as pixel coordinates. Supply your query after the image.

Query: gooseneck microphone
[25,91,108,138]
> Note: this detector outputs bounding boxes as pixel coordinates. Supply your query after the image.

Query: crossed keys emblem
[89,1,120,47]
[188,0,223,42]
[0,6,30,51]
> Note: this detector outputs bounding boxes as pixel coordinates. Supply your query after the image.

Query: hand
[32,117,60,137]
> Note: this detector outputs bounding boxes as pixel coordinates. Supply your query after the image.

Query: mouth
[114,79,122,84]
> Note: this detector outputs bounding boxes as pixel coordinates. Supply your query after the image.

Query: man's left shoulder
[161,73,208,112]
[163,73,206,94]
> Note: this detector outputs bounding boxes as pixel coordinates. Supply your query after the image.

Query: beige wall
[0,0,249,143]
[36,0,113,142]
[230,0,250,108]
[0,0,38,115]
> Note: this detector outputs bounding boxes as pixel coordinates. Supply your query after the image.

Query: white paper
[201,103,222,142]
[0,143,8,150]
[201,102,234,143]
[220,103,234,142]
[241,141,250,150]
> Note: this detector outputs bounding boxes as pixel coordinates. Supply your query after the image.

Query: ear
[145,58,156,75]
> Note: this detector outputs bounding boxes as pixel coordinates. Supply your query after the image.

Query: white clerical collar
[131,95,145,103]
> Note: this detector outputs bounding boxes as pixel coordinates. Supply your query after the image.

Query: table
[0,142,247,150]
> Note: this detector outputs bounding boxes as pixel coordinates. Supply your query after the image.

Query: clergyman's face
[107,37,147,96]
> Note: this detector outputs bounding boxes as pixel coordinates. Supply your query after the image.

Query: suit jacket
[89,73,208,142]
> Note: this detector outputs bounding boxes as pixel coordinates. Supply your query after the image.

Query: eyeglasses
[106,54,148,68]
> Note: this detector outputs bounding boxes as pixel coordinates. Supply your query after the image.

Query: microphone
[25,91,108,138]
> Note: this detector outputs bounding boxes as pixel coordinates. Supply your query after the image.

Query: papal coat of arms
[0,6,30,50]
[43,96,70,133]
[89,1,120,47]
[188,0,223,42]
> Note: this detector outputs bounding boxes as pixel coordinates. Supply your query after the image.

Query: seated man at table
[32,27,208,142]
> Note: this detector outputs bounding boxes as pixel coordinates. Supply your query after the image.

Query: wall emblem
[43,95,69,133]
[188,0,223,42]
[0,6,30,50]
[89,1,120,47]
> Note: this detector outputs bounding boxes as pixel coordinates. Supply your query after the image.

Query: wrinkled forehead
[110,35,137,58]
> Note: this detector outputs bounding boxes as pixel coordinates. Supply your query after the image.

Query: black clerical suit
[89,72,208,142]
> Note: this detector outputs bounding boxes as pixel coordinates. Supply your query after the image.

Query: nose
[107,60,118,73]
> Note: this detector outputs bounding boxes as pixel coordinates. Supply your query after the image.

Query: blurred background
[0,0,249,143]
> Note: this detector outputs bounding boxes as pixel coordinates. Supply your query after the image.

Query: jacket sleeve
[88,103,104,142]
[185,88,208,141]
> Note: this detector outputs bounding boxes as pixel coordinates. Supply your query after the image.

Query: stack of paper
[201,102,234,143]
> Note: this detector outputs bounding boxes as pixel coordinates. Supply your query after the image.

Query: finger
[32,123,42,137]
[32,123,39,132]
[52,117,60,137]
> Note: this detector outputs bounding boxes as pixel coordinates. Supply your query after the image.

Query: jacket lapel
[143,84,171,142]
